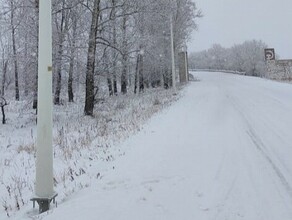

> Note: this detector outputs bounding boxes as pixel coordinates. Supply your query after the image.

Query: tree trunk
[33,0,39,110]
[121,7,128,94]
[113,74,118,95]
[24,33,29,96]
[68,57,74,102]
[134,54,139,94]
[0,97,7,124]
[111,0,118,95]
[68,15,77,102]
[54,0,66,105]
[105,49,113,96]
[121,54,127,94]
[102,3,113,97]
[1,106,5,124]
[1,60,7,96]
[107,78,113,96]
[139,53,144,93]
[137,7,145,93]
[10,0,20,101]
[84,0,100,116]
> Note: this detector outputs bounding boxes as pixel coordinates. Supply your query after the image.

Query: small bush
[153,98,161,106]
[17,144,35,154]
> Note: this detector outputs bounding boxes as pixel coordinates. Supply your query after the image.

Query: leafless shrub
[115,101,125,110]
[153,98,161,106]
[2,199,10,217]
[17,143,35,154]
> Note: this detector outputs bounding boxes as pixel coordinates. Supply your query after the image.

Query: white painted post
[170,16,176,90]
[33,0,56,213]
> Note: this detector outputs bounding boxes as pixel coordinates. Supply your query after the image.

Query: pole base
[31,193,58,214]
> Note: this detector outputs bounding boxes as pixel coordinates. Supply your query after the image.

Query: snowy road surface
[44,72,292,220]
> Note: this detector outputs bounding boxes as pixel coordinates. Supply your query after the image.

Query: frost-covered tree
[84,0,100,116]
[237,40,267,76]
[190,40,267,77]
[132,0,201,90]
[0,0,201,115]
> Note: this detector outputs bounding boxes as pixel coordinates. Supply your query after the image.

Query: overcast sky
[188,0,292,59]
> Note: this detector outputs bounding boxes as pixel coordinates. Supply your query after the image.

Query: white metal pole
[35,0,54,200]
[170,16,176,89]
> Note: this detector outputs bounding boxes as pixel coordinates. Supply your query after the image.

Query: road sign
[265,48,275,61]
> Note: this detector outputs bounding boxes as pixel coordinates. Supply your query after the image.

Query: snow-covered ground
[4,71,292,220]
[0,87,180,219]
[42,71,292,220]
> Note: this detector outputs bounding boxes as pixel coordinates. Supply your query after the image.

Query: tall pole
[32,0,57,213]
[185,51,188,81]
[183,44,189,82]
[170,16,176,89]
[185,50,189,82]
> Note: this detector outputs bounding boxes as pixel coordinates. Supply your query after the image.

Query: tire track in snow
[246,129,292,197]
[227,95,292,198]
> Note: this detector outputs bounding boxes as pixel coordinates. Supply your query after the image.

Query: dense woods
[0,0,201,115]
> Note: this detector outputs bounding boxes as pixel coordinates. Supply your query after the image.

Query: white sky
[188,0,292,59]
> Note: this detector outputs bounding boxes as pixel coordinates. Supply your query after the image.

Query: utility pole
[170,16,176,89]
[31,0,57,213]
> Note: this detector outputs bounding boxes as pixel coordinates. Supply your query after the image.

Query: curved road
[44,72,292,220]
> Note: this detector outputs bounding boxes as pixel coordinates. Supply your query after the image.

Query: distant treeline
[189,40,268,77]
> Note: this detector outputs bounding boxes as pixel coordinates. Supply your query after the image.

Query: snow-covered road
[43,72,292,220]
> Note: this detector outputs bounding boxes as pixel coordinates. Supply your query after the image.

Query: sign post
[178,45,189,83]
[31,0,57,213]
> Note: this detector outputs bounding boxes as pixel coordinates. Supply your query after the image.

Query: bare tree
[0,96,8,124]
[120,2,128,94]
[54,0,69,105]
[84,0,100,116]
[67,11,78,102]
[9,0,20,100]
[33,0,39,110]
[0,0,201,114]
[111,0,118,95]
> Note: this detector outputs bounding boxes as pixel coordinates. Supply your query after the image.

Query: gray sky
[188,0,292,59]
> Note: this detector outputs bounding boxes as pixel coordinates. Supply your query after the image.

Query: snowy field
[3,71,292,220]
[0,87,180,219]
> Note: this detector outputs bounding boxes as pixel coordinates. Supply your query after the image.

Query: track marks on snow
[227,94,292,199]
